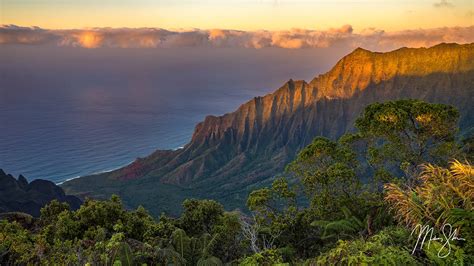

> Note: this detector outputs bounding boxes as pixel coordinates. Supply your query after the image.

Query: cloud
[434,0,454,8]
[1,24,473,51]
[0,25,60,45]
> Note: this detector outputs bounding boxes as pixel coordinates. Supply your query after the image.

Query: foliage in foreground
[385,160,473,228]
[1,100,473,265]
[0,198,243,265]
[385,160,474,262]
[310,227,420,265]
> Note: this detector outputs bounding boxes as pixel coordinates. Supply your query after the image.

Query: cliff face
[62,43,474,215]
[0,169,82,217]
[311,45,473,99]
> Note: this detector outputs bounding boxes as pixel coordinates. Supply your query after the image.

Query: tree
[240,249,284,265]
[40,200,70,226]
[180,199,224,237]
[286,137,360,219]
[0,220,36,264]
[355,99,460,181]
[74,195,126,239]
[124,205,154,241]
[240,215,261,254]
[143,213,177,245]
[246,178,318,259]
[210,212,244,262]
[247,178,297,223]
[313,227,421,265]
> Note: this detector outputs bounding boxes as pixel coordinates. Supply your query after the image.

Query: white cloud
[1,24,473,51]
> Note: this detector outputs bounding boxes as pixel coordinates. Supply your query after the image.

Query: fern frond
[385,160,474,229]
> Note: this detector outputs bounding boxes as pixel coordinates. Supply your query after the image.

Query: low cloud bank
[1,24,473,50]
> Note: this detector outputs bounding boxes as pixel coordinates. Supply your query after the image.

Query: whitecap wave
[56,160,135,185]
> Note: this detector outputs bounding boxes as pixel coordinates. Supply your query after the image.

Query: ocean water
[0,46,346,183]
[0,88,257,183]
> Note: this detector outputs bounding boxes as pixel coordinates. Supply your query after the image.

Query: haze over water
[0,46,344,183]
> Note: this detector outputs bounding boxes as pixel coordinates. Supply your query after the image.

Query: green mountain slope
[62,43,474,216]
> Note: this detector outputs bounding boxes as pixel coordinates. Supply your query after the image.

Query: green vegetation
[1,100,473,265]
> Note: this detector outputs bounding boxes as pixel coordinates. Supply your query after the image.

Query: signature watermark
[411,223,466,258]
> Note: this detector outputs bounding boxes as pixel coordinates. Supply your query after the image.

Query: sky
[1,0,473,31]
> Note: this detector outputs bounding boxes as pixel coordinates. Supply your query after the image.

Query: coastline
[56,146,185,185]
[55,161,134,185]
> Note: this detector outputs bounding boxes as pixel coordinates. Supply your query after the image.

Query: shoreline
[56,146,185,185]
[56,161,134,185]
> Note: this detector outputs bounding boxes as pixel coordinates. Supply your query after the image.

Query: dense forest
[1,99,473,265]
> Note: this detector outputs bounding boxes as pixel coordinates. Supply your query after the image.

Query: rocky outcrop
[62,43,474,215]
[0,169,82,217]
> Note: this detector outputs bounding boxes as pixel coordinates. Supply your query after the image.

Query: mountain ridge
[0,169,82,217]
[62,43,474,215]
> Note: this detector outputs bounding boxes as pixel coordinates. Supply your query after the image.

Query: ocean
[0,46,345,183]
[0,86,258,183]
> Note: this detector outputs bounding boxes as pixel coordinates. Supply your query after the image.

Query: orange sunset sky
[1,0,473,31]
